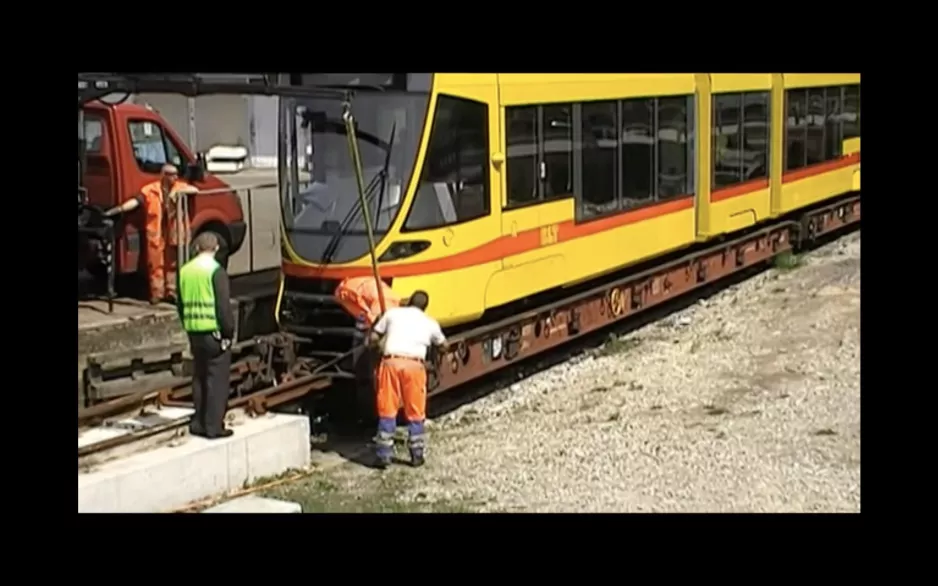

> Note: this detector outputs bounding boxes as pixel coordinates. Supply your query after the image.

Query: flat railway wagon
[274,73,860,415]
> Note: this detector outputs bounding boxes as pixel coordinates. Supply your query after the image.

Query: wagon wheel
[456,340,469,363]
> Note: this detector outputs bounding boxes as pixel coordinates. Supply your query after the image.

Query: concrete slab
[203,495,301,514]
[78,299,185,367]
[78,412,310,513]
[78,298,177,332]
[76,284,278,408]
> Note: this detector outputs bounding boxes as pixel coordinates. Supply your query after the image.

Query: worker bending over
[106,164,198,304]
[368,290,447,469]
[178,232,236,439]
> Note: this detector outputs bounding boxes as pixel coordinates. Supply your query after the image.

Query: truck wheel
[190,228,230,270]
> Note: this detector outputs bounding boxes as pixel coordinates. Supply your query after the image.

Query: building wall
[130,93,284,277]
[132,94,280,168]
[251,96,279,168]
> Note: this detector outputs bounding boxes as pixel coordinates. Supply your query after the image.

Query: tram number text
[539,224,559,246]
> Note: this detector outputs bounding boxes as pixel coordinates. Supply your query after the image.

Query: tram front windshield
[279,91,429,264]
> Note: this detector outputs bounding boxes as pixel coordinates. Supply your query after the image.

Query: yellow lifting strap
[342,102,387,316]
[176,190,192,268]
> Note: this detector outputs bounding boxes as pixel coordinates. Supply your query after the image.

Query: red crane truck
[78,97,247,299]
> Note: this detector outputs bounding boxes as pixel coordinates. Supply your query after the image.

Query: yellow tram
[275,73,860,335]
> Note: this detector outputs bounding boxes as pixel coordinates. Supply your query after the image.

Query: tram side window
[620,98,654,208]
[824,86,843,160]
[743,92,769,182]
[657,96,692,200]
[541,104,573,199]
[506,106,539,207]
[506,104,574,209]
[843,85,860,139]
[579,100,618,218]
[784,89,808,171]
[403,95,491,231]
[713,91,769,190]
[805,87,826,166]
[713,93,742,188]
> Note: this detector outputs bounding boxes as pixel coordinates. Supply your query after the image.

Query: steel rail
[78,357,261,428]
[78,371,336,459]
[78,347,357,459]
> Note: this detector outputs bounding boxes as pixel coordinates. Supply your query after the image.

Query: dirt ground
[266,233,861,513]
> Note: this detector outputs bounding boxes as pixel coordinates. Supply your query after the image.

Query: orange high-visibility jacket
[334,276,401,327]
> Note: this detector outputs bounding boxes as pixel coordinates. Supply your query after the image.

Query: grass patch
[597,335,642,357]
[264,467,480,513]
[773,251,803,271]
[242,468,307,490]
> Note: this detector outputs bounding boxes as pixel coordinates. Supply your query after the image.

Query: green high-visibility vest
[179,253,221,333]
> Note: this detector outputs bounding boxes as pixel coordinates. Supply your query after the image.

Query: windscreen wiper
[372,122,396,237]
[321,121,397,264]
[319,169,383,263]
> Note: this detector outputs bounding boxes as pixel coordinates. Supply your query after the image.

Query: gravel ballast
[289,233,861,513]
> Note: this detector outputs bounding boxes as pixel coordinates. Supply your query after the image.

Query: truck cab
[80,100,246,280]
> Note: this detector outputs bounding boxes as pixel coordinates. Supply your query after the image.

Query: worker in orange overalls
[335,276,401,328]
[105,164,198,304]
[368,290,447,469]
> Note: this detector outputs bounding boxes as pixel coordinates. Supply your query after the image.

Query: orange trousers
[376,356,427,420]
[145,212,179,301]
[146,238,178,301]
[374,356,427,462]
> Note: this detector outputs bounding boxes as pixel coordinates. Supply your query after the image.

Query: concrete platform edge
[78,413,310,513]
[202,495,302,513]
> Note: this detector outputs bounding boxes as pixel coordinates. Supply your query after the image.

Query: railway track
[78,194,860,465]
[77,337,349,463]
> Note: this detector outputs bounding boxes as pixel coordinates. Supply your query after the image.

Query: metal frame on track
[424,194,859,396]
[79,193,860,460]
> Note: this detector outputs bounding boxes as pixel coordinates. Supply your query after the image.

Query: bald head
[160,164,179,188]
[193,231,219,254]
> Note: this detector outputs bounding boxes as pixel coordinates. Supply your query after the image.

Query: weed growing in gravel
[597,335,642,357]
[773,251,803,270]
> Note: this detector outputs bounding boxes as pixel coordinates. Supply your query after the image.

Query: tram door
[486,75,569,308]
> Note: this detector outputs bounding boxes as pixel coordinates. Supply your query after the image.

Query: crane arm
[78,73,348,105]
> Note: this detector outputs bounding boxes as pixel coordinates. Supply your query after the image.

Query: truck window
[83,116,105,153]
[127,119,185,174]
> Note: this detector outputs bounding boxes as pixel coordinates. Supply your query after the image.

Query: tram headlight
[378,240,431,262]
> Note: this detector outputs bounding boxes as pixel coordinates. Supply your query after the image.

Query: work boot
[204,428,234,439]
[373,418,395,470]
[407,421,426,468]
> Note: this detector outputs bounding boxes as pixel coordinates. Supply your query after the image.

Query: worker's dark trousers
[188,333,232,436]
